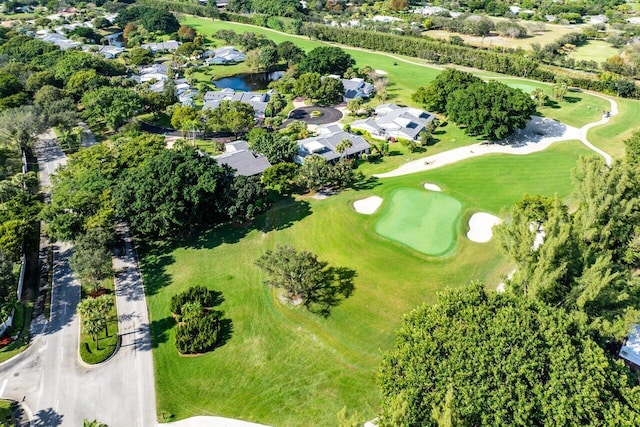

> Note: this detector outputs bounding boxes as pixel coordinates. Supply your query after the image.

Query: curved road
[0,132,156,426]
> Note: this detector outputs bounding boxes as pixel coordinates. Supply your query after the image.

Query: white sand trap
[467,213,502,243]
[374,69,388,75]
[353,196,383,215]
[423,183,441,192]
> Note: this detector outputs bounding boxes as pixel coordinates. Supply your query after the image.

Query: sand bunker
[467,213,502,243]
[374,69,388,75]
[353,196,383,215]
[423,183,441,192]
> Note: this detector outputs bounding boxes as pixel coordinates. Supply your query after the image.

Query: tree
[79,309,106,350]
[256,245,355,315]
[347,98,364,115]
[552,81,568,101]
[171,106,201,136]
[261,162,298,194]
[177,25,196,42]
[298,47,355,76]
[531,87,548,108]
[247,128,297,164]
[226,175,270,223]
[127,47,154,66]
[65,69,109,101]
[205,101,255,136]
[389,0,408,11]
[114,147,234,237]
[293,73,322,100]
[378,283,640,426]
[295,154,332,191]
[83,420,108,427]
[314,78,344,106]
[277,41,305,66]
[335,138,353,159]
[70,228,113,292]
[114,5,180,34]
[265,92,287,117]
[245,45,279,72]
[0,250,16,305]
[412,69,482,113]
[445,81,535,140]
[0,107,46,152]
[81,87,141,132]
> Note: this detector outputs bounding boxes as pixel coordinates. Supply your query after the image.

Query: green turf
[79,279,118,365]
[569,40,620,64]
[374,189,462,256]
[143,139,593,426]
[588,97,640,159]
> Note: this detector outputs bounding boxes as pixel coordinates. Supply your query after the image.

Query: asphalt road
[0,133,157,426]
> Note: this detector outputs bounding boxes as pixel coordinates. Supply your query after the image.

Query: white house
[372,15,402,23]
[203,88,271,118]
[140,40,181,53]
[351,104,434,141]
[620,324,640,368]
[213,140,271,176]
[37,31,81,50]
[202,46,246,65]
[295,124,370,164]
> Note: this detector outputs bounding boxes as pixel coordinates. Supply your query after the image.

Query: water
[212,71,285,92]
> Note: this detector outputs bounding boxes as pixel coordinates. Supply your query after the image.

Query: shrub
[170,285,220,315]
[175,310,224,354]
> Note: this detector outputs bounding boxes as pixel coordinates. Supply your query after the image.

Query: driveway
[283,106,343,126]
[0,133,157,426]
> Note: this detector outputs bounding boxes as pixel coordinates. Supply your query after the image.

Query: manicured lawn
[142,139,592,426]
[588,97,640,158]
[0,400,14,425]
[374,189,462,256]
[569,40,620,64]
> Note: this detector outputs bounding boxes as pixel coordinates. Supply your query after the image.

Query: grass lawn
[588,97,640,158]
[0,305,32,364]
[181,16,613,130]
[569,40,619,64]
[0,400,14,426]
[374,189,462,255]
[142,139,593,426]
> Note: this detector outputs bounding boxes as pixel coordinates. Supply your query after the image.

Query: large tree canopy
[114,147,234,237]
[412,68,482,113]
[298,47,355,76]
[379,284,640,427]
[114,5,180,34]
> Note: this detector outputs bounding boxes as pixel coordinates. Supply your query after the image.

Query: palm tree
[95,295,115,338]
[83,419,108,427]
[336,138,353,159]
[81,312,106,350]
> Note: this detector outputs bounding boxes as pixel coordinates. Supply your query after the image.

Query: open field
[569,40,619,64]
[142,139,593,426]
[424,22,577,50]
[375,189,462,255]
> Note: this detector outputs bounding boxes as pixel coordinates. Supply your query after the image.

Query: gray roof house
[620,324,640,368]
[140,40,181,53]
[203,46,246,65]
[341,78,375,101]
[203,88,271,118]
[351,104,434,141]
[295,124,370,164]
[213,140,271,176]
[37,32,81,50]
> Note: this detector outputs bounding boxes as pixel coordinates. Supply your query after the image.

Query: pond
[212,71,285,92]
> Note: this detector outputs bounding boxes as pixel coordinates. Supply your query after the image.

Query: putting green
[374,189,462,256]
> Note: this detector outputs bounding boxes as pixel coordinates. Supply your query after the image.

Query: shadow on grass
[352,176,381,191]
[148,316,176,350]
[216,317,233,348]
[305,266,357,318]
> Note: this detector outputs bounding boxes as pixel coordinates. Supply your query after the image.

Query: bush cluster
[171,286,226,354]
[170,285,219,315]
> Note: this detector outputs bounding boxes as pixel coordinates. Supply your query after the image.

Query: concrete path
[375,95,618,178]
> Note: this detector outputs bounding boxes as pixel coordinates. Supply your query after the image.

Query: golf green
[374,189,463,256]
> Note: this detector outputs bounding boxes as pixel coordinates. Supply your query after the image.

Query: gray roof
[202,46,246,63]
[213,141,271,176]
[352,104,434,141]
[203,89,270,118]
[296,125,370,163]
[140,40,181,52]
[342,78,375,101]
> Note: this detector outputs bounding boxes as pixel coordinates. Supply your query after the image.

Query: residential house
[83,45,125,59]
[203,88,271,118]
[140,40,181,53]
[137,64,169,84]
[587,15,609,24]
[372,15,402,23]
[351,104,434,141]
[102,32,124,48]
[620,324,640,369]
[295,124,370,164]
[213,140,271,176]
[36,31,81,50]
[202,46,246,65]
[414,5,449,15]
[341,77,375,101]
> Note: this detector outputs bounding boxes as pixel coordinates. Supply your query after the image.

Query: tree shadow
[305,266,356,318]
[564,96,580,104]
[32,408,63,426]
[148,316,175,350]
[138,244,175,297]
[260,197,311,233]
[352,176,381,191]
[216,318,233,348]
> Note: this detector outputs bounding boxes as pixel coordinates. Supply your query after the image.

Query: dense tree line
[498,150,640,343]
[378,283,640,426]
[113,5,180,34]
[413,69,535,140]
[136,0,220,19]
